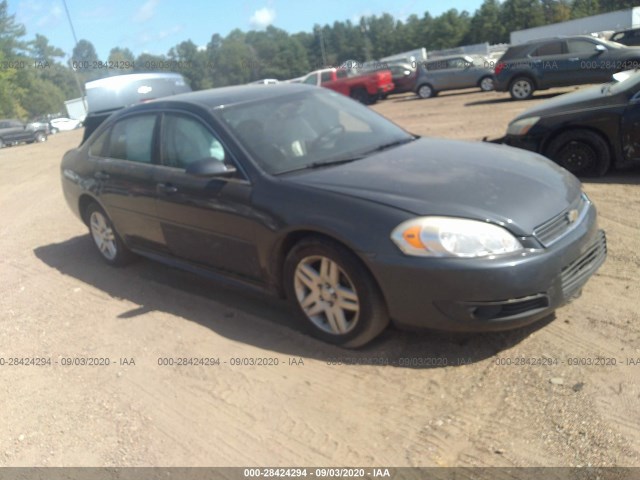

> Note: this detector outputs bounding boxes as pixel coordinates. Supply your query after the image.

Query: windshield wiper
[282,137,417,173]
[306,156,365,169]
[362,136,417,154]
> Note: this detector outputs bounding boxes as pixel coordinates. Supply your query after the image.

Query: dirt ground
[1,86,639,469]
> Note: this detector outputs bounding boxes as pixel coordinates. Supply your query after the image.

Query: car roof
[522,35,602,45]
[146,83,315,109]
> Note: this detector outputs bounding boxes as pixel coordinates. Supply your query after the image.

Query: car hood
[512,83,625,121]
[287,138,581,236]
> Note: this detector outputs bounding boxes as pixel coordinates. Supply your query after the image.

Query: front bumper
[367,203,606,332]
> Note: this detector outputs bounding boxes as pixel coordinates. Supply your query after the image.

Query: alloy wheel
[293,255,360,335]
[90,210,118,261]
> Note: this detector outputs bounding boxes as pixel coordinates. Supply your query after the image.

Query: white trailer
[511,7,640,44]
[64,97,88,121]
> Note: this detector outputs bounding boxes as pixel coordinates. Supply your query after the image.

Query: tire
[509,77,535,100]
[417,83,435,99]
[34,132,46,142]
[50,127,59,134]
[86,203,134,266]
[350,87,369,104]
[545,129,611,177]
[479,76,494,92]
[283,237,389,348]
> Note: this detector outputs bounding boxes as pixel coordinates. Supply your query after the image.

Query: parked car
[27,119,51,135]
[497,70,640,177]
[611,28,640,47]
[361,62,417,98]
[415,55,495,99]
[61,84,606,347]
[494,35,640,100]
[0,119,47,147]
[50,117,83,132]
[300,67,394,104]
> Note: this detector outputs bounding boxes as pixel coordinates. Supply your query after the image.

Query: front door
[153,112,262,280]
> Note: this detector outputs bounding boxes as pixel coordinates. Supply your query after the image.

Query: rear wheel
[479,76,494,92]
[283,237,389,348]
[509,77,535,100]
[34,132,46,142]
[86,203,134,266]
[546,129,611,177]
[350,87,369,104]
[417,83,435,99]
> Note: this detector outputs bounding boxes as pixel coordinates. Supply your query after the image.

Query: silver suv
[415,55,495,99]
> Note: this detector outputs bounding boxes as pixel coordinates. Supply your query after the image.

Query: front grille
[534,194,589,247]
[561,230,607,299]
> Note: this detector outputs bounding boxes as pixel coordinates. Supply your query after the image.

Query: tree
[571,0,600,18]
[500,0,545,35]
[167,40,213,90]
[71,39,100,81]
[428,9,471,50]
[29,34,64,64]
[0,0,27,57]
[467,0,506,44]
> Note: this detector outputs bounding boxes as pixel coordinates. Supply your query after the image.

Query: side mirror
[185,157,236,178]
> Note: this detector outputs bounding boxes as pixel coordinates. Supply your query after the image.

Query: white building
[511,7,640,44]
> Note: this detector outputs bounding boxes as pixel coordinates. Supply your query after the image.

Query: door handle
[94,171,110,180]
[569,57,579,61]
[157,183,178,195]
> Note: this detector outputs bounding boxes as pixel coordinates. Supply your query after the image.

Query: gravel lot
[1,86,639,469]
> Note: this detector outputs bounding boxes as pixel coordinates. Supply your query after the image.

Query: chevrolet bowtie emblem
[567,209,579,224]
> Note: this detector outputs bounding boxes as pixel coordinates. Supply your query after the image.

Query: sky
[9,0,484,60]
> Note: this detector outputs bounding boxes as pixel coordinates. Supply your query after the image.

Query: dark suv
[611,28,640,47]
[493,36,640,100]
[0,119,48,148]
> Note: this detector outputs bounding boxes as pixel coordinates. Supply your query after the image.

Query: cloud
[249,7,275,29]
[135,0,160,23]
[36,4,63,28]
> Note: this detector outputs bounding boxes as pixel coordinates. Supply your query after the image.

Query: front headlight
[391,217,523,258]
[506,116,539,136]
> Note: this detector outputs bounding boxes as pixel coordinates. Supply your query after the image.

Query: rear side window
[107,115,157,163]
[88,128,110,157]
[303,73,318,85]
[320,71,333,82]
[531,41,564,57]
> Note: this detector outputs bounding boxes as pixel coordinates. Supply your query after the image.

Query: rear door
[90,113,165,251]
[153,111,262,280]
[527,40,566,88]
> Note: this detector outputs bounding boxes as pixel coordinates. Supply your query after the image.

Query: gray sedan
[61,84,605,347]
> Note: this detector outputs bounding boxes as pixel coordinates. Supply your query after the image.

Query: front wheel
[283,238,389,348]
[34,132,46,142]
[545,129,611,177]
[86,203,134,266]
[509,77,534,100]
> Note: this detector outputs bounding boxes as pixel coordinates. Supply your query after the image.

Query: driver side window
[162,114,226,169]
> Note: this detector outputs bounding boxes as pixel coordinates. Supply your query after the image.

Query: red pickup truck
[299,67,394,105]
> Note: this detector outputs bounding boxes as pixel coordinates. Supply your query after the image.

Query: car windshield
[217,88,414,174]
[598,38,625,49]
